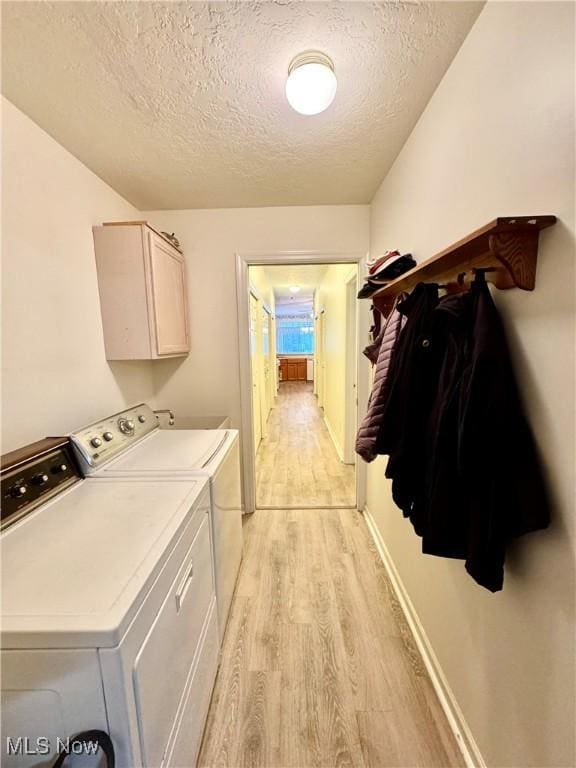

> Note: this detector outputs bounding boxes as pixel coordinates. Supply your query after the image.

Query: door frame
[248,286,274,449]
[248,291,262,454]
[314,308,325,407]
[236,250,369,513]
[259,302,272,436]
[343,274,358,464]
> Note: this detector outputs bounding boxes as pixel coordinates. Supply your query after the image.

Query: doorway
[237,253,369,513]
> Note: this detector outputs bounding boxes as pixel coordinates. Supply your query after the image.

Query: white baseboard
[363,506,486,768]
[323,413,344,462]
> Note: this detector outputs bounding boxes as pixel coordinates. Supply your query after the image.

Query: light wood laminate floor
[255,382,356,508]
[198,509,464,768]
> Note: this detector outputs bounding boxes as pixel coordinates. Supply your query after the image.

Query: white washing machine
[70,404,243,641]
[1,437,218,768]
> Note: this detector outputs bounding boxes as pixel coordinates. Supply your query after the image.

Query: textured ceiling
[264,264,327,315]
[264,264,328,294]
[1,1,482,209]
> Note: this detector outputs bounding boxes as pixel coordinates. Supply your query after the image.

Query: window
[276,316,314,354]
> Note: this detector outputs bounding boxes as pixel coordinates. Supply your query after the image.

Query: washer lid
[96,429,236,476]
[1,476,209,649]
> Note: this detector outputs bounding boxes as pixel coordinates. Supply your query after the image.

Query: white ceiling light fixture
[289,285,301,293]
[285,51,337,116]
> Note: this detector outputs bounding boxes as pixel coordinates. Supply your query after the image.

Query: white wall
[248,266,275,311]
[316,263,357,459]
[366,3,575,767]
[1,99,156,451]
[143,207,369,430]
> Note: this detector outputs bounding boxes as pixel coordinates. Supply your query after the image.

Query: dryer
[1,438,217,768]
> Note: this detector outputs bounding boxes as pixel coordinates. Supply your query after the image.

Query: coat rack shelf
[368,216,557,315]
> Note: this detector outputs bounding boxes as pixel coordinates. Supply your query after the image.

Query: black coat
[376,283,444,535]
[376,277,550,592]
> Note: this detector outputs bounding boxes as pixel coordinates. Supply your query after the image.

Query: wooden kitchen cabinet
[279,357,308,381]
[93,222,190,360]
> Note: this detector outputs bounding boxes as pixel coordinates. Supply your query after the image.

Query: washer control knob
[118,418,135,435]
[10,484,27,498]
[32,473,49,486]
[103,431,114,442]
[52,463,67,474]
[90,437,102,448]
[138,415,146,423]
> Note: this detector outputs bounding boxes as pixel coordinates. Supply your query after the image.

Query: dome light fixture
[285,51,337,116]
[289,285,301,293]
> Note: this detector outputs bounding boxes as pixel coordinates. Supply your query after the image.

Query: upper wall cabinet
[93,222,190,360]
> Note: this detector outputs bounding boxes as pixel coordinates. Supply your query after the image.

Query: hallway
[255,381,356,508]
[198,508,463,767]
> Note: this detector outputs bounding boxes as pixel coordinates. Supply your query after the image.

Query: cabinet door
[297,361,307,380]
[148,233,190,356]
[286,361,298,380]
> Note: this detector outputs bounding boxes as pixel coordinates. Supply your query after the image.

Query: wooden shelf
[368,216,556,315]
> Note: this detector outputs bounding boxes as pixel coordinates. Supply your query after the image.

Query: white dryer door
[133,515,214,768]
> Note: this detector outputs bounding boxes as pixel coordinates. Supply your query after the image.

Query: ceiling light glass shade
[286,52,337,116]
[289,285,301,293]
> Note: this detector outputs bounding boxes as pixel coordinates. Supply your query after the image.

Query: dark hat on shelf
[357,281,381,299]
[357,253,416,299]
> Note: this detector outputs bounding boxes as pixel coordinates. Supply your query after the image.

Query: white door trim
[236,250,369,513]
[343,274,358,464]
[248,292,262,455]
